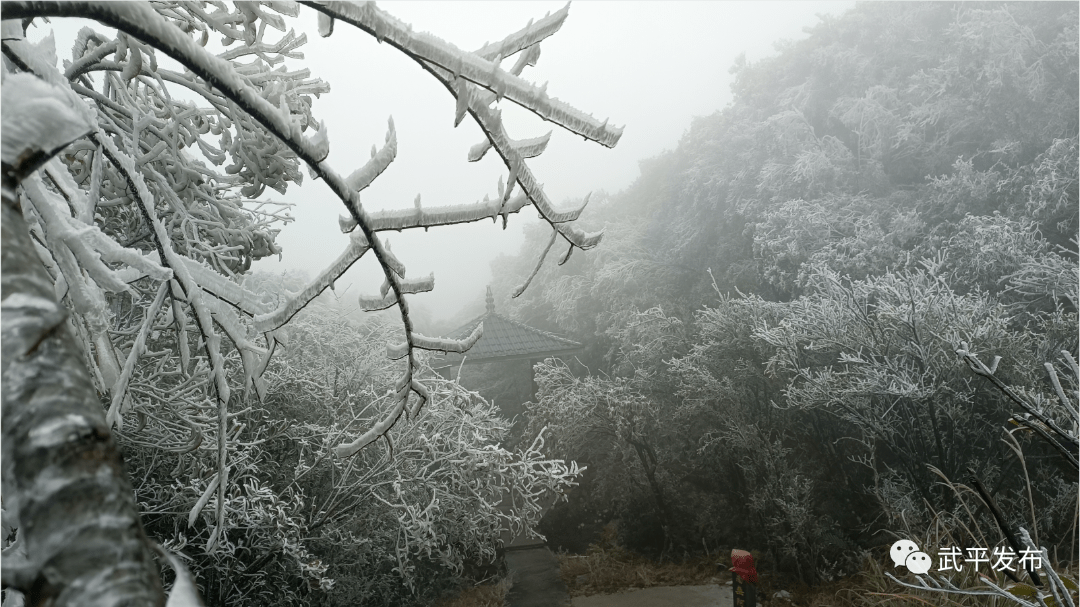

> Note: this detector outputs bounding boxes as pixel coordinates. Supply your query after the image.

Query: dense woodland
[0,2,1077,607]
[484,0,1079,589]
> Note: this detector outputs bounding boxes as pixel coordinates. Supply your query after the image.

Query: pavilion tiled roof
[432,287,581,368]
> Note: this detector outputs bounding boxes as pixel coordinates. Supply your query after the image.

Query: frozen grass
[556,524,728,598]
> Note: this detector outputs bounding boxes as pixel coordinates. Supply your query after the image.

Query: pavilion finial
[486,285,495,314]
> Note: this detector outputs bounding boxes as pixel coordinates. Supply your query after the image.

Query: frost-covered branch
[344,191,533,234]
[419,46,606,246]
[0,1,439,439]
[308,0,611,248]
[358,273,435,311]
[957,343,1079,469]
[305,1,622,147]
[387,323,485,361]
[254,230,370,332]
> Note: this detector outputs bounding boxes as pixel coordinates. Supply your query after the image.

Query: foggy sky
[27,2,855,325]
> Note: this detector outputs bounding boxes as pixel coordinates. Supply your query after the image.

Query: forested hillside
[492,2,1078,584]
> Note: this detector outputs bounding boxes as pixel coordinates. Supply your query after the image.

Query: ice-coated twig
[1018,527,1076,607]
[472,4,569,62]
[202,295,270,394]
[513,227,558,298]
[254,230,370,332]
[956,343,1079,464]
[359,191,531,233]
[387,323,484,361]
[346,117,396,191]
[1044,359,1079,425]
[22,174,133,293]
[104,281,168,427]
[359,274,434,311]
[180,256,268,316]
[305,1,622,147]
[19,175,127,392]
[334,118,399,233]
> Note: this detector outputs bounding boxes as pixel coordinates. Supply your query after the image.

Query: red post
[730,549,758,607]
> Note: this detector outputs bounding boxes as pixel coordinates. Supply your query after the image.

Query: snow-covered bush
[116,301,581,606]
[674,263,1077,580]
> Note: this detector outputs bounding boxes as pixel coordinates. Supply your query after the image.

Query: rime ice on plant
[1,2,619,604]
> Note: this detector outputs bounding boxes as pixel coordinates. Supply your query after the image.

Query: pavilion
[431,287,582,392]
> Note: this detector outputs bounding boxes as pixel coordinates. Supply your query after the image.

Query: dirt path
[505,546,570,607]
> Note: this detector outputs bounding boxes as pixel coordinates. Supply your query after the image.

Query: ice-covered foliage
[1,2,617,604]
[121,306,581,605]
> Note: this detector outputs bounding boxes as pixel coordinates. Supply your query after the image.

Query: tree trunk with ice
[2,62,164,607]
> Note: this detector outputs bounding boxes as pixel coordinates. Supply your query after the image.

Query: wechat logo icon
[891,539,931,574]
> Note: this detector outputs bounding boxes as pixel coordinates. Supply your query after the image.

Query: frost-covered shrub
[751,194,922,297]
[754,267,1051,517]
[649,259,1076,581]
[120,301,582,606]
